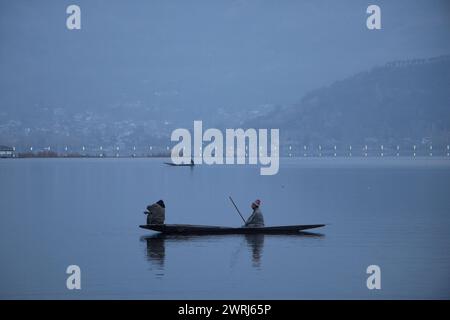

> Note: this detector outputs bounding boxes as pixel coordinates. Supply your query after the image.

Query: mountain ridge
[245,54,450,147]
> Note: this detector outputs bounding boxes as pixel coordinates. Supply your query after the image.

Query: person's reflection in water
[142,234,166,275]
[245,234,265,268]
[243,232,324,269]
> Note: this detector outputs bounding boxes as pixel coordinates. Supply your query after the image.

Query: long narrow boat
[139,224,325,235]
[164,162,194,167]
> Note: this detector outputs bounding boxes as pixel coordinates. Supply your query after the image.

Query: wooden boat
[139,224,325,235]
[164,162,194,167]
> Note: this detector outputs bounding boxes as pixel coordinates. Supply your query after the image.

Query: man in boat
[144,200,166,225]
[244,199,264,227]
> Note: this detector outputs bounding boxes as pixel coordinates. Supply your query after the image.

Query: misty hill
[247,55,450,147]
[2,55,450,152]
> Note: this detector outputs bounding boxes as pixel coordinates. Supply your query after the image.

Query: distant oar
[229,196,246,224]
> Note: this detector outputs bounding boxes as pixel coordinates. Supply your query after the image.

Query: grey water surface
[0,158,449,299]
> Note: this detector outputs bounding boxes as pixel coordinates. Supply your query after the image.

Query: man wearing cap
[144,199,166,225]
[244,199,265,227]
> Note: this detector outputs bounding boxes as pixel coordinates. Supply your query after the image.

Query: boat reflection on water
[243,232,323,268]
[140,231,324,274]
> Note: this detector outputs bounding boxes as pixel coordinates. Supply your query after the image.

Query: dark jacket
[146,203,165,225]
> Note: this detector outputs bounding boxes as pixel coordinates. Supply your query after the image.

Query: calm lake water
[0,158,449,299]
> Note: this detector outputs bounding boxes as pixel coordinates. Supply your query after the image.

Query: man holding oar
[244,199,264,227]
[229,197,265,227]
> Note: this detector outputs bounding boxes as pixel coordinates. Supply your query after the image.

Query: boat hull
[164,162,194,167]
[139,224,325,235]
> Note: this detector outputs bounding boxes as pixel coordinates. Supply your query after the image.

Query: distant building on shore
[0,146,14,158]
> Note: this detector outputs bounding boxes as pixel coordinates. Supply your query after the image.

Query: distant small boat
[164,162,194,167]
[139,224,325,235]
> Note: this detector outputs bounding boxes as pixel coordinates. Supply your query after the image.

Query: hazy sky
[1,0,449,114]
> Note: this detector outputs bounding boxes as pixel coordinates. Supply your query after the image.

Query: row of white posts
[10,144,450,157]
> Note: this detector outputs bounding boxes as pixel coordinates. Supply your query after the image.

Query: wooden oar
[229,196,246,224]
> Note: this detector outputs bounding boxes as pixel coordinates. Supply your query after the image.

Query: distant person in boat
[244,199,264,227]
[144,200,166,225]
